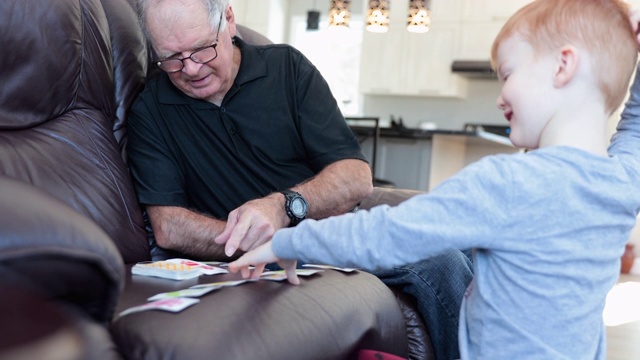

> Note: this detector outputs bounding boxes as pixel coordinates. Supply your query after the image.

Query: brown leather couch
[0,0,433,359]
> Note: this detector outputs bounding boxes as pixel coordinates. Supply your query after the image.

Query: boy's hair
[491,0,638,114]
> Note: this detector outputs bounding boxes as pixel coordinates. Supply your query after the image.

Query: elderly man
[127,1,473,358]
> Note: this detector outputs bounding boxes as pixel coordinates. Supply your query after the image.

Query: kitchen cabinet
[457,0,533,60]
[359,136,432,191]
[457,22,504,60]
[358,1,467,97]
[376,137,433,191]
[460,0,533,22]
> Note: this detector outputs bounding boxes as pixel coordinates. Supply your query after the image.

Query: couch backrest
[0,0,149,263]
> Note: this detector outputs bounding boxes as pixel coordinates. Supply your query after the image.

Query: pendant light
[407,0,431,33]
[329,0,351,28]
[366,0,390,33]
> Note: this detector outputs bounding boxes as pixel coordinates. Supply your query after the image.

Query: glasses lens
[191,46,218,64]
[157,59,183,72]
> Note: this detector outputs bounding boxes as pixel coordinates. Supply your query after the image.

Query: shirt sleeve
[272,156,514,270]
[609,63,640,169]
[127,94,189,207]
[292,50,367,171]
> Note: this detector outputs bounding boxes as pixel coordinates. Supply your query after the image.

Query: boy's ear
[553,46,579,88]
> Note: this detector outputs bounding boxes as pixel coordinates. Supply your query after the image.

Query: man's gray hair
[136,0,229,44]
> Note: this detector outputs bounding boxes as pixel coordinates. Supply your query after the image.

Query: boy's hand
[228,242,300,285]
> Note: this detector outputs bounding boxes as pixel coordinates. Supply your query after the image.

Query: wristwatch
[280,190,308,226]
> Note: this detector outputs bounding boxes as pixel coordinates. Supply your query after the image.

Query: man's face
[146,0,237,103]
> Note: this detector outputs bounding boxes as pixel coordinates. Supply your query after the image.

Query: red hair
[491,0,638,114]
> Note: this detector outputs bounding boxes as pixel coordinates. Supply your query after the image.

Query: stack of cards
[131,258,228,280]
[132,261,202,280]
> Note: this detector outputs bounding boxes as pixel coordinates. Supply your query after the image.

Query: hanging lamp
[329,0,351,27]
[366,0,390,33]
[407,0,431,33]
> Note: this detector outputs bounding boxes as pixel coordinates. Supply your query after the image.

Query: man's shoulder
[252,42,304,60]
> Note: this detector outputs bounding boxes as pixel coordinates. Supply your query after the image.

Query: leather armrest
[0,176,125,323]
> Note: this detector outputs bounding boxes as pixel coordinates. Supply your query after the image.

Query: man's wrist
[280,190,308,226]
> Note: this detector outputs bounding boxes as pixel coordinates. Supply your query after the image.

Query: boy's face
[495,34,558,150]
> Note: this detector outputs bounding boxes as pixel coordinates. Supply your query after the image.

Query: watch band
[280,189,307,226]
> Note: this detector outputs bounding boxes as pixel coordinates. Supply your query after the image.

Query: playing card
[302,264,357,273]
[147,287,217,301]
[118,297,200,317]
[261,269,324,277]
[190,279,252,289]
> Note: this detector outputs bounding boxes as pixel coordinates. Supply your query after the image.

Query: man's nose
[181,58,202,74]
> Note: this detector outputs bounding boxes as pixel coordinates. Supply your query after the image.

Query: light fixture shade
[329,0,351,27]
[407,0,431,33]
[366,0,389,33]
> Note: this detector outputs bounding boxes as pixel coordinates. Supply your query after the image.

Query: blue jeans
[371,249,474,360]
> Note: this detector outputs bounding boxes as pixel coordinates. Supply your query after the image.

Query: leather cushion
[0,176,124,323]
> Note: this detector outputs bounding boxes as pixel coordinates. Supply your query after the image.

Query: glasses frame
[156,11,224,73]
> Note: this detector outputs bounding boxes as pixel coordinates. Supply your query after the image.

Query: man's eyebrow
[159,40,214,60]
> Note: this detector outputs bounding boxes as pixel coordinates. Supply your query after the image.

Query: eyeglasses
[156,11,224,73]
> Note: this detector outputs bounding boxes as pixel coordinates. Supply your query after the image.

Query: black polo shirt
[127,37,366,219]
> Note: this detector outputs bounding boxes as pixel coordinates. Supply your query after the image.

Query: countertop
[349,125,514,147]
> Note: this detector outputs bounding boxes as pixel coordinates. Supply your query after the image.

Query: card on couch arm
[132,258,228,280]
[132,261,203,280]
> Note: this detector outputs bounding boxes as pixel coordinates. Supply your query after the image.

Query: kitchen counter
[349,125,519,191]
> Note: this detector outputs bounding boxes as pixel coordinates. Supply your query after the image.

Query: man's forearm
[146,205,237,261]
[295,159,373,219]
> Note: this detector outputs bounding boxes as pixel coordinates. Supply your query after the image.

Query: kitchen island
[350,124,521,191]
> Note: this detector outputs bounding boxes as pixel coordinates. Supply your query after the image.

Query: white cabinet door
[360,25,466,97]
[461,0,533,22]
[458,22,504,59]
[404,24,465,96]
[359,26,406,94]
[431,0,463,24]
[359,0,467,97]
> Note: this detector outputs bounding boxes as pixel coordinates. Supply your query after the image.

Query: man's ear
[227,5,237,38]
[553,45,579,88]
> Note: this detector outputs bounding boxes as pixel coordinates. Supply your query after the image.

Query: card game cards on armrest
[132,261,203,280]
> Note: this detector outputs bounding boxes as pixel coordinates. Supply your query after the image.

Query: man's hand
[214,194,287,257]
[228,242,300,285]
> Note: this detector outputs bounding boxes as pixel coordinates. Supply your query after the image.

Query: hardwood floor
[605,273,640,359]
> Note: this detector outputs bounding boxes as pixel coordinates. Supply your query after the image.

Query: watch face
[290,197,307,217]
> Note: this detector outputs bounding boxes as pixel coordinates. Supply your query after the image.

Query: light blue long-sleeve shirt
[272,69,640,359]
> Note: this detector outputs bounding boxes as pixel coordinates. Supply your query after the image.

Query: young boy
[230,0,640,358]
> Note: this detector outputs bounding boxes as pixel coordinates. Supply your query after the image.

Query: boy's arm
[609,63,640,159]
[609,9,640,157]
